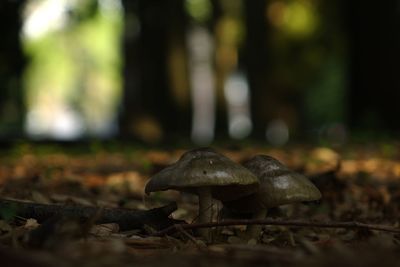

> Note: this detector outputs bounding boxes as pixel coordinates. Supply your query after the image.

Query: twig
[153,218,400,236]
[176,224,198,244]
[175,224,207,250]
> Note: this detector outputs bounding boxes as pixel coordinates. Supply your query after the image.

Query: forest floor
[0,142,399,267]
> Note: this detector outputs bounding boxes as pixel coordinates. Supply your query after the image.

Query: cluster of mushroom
[145,148,321,240]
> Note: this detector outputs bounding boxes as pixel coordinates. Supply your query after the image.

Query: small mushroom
[223,155,322,238]
[145,147,259,240]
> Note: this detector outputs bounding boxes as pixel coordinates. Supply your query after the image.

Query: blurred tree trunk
[120,0,185,142]
[166,0,191,138]
[347,1,400,133]
[0,1,26,138]
[244,0,270,138]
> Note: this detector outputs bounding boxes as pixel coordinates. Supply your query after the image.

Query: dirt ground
[0,143,399,267]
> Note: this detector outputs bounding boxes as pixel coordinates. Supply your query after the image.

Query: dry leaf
[90,223,120,236]
[24,218,39,230]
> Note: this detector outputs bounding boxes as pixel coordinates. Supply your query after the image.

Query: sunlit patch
[22,0,123,139]
[26,103,85,140]
[22,0,69,40]
[224,71,252,139]
[98,0,122,15]
[305,147,340,175]
[185,0,212,23]
[267,0,318,39]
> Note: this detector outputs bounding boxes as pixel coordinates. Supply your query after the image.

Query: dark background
[1,0,400,146]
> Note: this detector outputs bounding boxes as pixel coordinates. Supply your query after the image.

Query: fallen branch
[0,198,180,231]
[153,218,400,236]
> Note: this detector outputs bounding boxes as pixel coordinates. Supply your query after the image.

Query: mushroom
[223,155,322,238]
[145,147,259,240]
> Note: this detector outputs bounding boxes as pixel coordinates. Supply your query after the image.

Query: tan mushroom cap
[145,148,260,201]
[224,155,322,213]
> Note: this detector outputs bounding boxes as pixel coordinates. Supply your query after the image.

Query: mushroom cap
[145,148,260,201]
[224,155,322,213]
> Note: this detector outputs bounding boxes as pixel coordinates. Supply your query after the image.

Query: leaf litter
[0,144,399,266]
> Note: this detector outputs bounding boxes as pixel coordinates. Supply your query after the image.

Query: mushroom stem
[197,187,213,240]
[246,209,268,239]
